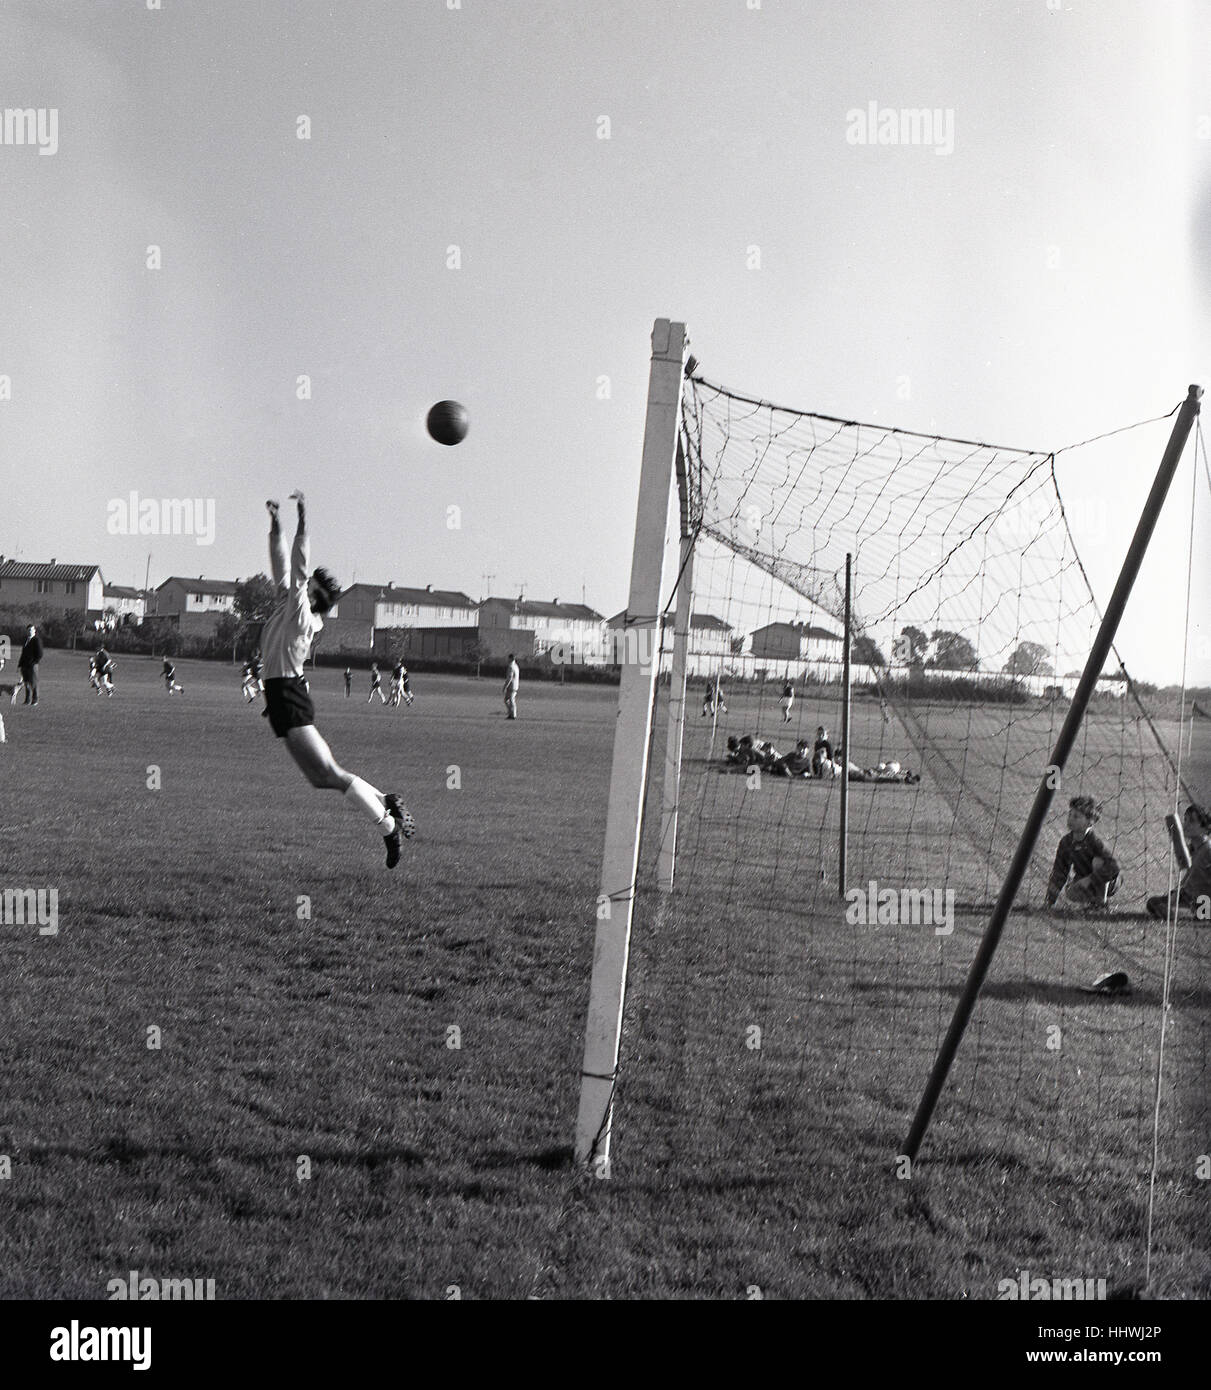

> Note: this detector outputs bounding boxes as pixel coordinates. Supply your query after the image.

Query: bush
[0,604,81,649]
[875,675,1032,705]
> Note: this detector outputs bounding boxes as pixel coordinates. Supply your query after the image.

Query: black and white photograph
[0,0,1208,1362]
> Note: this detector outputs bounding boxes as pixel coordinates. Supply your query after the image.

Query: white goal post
[574,318,688,1172]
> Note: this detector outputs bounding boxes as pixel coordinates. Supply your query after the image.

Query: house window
[37,579,52,594]
[65,582,77,595]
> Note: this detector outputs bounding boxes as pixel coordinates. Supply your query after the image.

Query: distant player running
[367,663,386,704]
[260,493,412,867]
[90,648,115,697]
[779,680,795,723]
[162,658,184,695]
[702,677,727,717]
[241,654,264,703]
[503,653,520,719]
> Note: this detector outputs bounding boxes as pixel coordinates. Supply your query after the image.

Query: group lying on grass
[724,727,921,784]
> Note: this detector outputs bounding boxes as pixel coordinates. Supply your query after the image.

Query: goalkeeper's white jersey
[262,528,321,679]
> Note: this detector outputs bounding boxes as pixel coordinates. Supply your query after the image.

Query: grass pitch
[0,659,1206,1298]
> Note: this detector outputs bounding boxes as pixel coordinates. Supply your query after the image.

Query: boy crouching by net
[1045,795,1121,912]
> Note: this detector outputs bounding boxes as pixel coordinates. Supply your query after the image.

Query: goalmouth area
[574,320,1209,1297]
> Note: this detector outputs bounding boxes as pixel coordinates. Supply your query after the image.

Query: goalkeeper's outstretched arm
[288,491,309,596]
[266,499,288,589]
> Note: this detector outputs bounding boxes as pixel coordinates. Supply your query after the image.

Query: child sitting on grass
[769,739,813,777]
[1045,795,1121,912]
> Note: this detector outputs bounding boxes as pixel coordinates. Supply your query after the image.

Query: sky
[1,0,1208,683]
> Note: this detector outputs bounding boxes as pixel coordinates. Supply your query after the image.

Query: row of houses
[0,557,850,665]
[0,559,1130,698]
[0,558,218,631]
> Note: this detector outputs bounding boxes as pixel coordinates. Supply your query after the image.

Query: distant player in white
[241,651,264,703]
[390,661,414,709]
[260,493,413,868]
[779,680,794,723]
[503,653,520,719]
[162,658,184,695]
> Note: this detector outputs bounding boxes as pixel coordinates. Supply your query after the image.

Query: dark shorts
[263,676,316,738]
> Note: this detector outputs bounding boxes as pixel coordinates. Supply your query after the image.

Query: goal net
[593,346,1207,1298]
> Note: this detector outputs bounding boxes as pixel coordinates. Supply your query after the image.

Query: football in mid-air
[426,399,469,446]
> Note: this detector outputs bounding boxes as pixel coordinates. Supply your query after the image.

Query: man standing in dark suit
[18,625,43,705]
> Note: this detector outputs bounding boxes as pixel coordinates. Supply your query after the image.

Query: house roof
[485,597,603,621]
[103,584,143,600]
[337,582,476,608]
[158,577,238,596]
[0,560,101,582]
[752,620,841,641]
[377,585,476,608]
[607,609,731,631]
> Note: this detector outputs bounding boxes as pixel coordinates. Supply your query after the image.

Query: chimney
[426,584,432,593]
[553,597,559,606]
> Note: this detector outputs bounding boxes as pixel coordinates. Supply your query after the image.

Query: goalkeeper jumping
[260,493,413,867]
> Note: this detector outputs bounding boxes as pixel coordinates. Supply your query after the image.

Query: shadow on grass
[948,901,1168,926]
[26,1137,428,1168]
[850,977,1174,1007]
[26,1136,575,1175]
[479,1145,572,1172]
